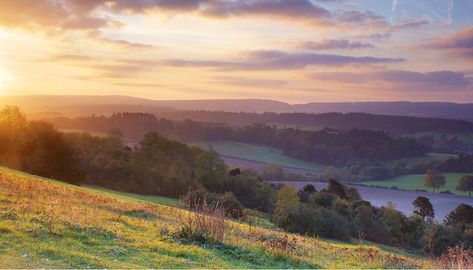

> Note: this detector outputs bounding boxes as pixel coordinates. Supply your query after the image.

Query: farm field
[0,167,432,268]
[362,173,470,196]
[399,152,457,166]
[200,141,326,171]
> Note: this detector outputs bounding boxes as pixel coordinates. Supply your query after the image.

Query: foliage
[439,245,473,269]
[424,169,446,192]
[457,175,473,197]
[49,113,429,166]
[444,204,473,227]
[412,196,434,221]
[272,185,300,232]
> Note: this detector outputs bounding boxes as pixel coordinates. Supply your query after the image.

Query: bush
[440,245,473,269]
[181,188,218,209]
[300,206,351,241]
[308,192,336,208]
[219,192,244,219]
[174,201,226,245]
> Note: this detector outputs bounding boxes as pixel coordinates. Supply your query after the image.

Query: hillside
[0,167,432,268]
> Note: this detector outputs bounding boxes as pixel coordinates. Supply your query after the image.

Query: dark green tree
[412,196,434,221]
[445,204,473,227]
[457,175,473,197]
[327,179,348,199]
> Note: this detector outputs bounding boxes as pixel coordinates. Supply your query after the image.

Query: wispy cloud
[298,39,374,50]
[163,50,404,70]
[391,0,398,21]
[447,0,455,25]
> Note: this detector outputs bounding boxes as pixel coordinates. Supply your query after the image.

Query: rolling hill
[3,95,473,121]
[0,167,433,268]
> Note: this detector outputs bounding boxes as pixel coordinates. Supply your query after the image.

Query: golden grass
[0,167,437,268]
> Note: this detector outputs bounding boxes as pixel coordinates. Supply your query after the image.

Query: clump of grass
[440,245,473,269]
[263,235,298,254]
[174,200,226,245]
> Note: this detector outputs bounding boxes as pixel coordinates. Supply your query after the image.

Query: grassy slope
[201,141,326,170]
[362,173,469,196]
[0,167,433,268]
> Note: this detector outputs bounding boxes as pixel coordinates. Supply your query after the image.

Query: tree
[424,169,446,192]
[299,184,317,203]
[194,148,227,192]
[272,185,301,231]
[412,196,434,222]
[326,179,348,199]
[457,175,473,198]
[445,204,473,227]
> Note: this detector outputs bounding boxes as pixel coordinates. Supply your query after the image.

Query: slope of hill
[0,167,433,268]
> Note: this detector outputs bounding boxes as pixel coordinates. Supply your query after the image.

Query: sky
[0,0,472,103]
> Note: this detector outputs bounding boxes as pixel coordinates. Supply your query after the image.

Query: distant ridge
[2,95,473,121]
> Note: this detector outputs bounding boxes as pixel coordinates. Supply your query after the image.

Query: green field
[399,152,457,167]
[200,141,326,171]
[0,167,432,268]
[362,173,471,196]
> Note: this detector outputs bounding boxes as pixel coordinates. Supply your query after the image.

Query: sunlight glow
[0,66,12,94]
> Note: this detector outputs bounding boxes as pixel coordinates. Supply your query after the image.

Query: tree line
[48,112,429,166]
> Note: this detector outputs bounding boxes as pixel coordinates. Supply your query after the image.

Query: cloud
[0,0,389,35]
[162,50,404,70]
[313,70,471,89]
[211,76,289,88]
[201,0,330,26]
[298,39,374,50]
[393,18,429,30]
[420,26,473,60]
[448,0,454,25]
[39,53,160,78]
[391,0,398,20]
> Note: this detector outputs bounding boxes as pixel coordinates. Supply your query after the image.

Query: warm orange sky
[0,0,472,103]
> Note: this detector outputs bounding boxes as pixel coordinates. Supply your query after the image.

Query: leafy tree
[299,184,316,202]
[424,169,446,192]
[273,185,301,232]
[194,148,227,192]
[308,192,336,208]
[445,204,473,227]
[412,196,434,222]
[457,175,473,197]
[302,184,316,193]
[326,179,348,199]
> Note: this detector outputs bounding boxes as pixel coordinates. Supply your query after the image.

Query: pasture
[362,173,470,196]
[200,141,326,171]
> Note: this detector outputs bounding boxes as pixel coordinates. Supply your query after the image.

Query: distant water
[272,181,473,221]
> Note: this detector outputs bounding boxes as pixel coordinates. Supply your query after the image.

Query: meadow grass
[200,141,326,171]
[0,167,434,268]
[362,173,470,196]
[399,152,458,167]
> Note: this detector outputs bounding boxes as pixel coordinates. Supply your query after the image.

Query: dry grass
[440,245,473,269]
[0,167,436,268]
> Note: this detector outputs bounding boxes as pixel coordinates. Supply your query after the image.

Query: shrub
[308,192,336,208]
[440,245,473,269]
[175,201,226,245]
[219,192,244,219]
[181,188,218,210]
[309,207,351,241]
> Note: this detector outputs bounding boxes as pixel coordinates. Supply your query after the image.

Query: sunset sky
[0,0,472,103]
